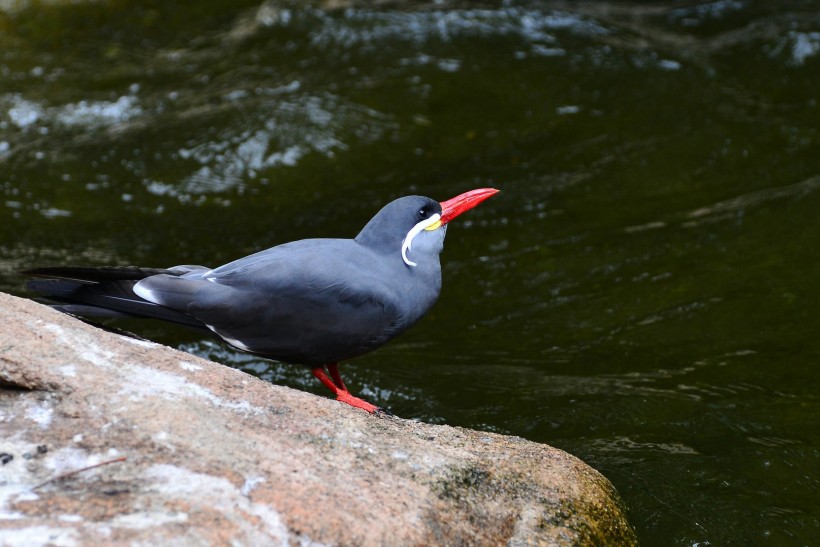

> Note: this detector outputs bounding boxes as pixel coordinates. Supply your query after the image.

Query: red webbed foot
[311,363,388,415]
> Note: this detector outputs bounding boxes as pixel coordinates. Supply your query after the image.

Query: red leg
[327,363,347,392]
[311,365,382,414]
[312,366,341,392]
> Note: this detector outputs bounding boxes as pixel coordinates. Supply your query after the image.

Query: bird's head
[355,188,499,267]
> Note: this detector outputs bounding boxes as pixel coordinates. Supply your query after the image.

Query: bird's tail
[23,266,208,330]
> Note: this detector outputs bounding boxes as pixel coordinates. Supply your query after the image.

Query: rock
[0,292,636,545]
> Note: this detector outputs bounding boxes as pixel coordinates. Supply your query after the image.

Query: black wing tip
[20,266,171,283]
[21,267,63,277]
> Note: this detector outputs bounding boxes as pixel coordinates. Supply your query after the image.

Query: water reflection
[145,91,392,199]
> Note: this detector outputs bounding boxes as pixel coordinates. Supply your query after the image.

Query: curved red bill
[439,188,500,225]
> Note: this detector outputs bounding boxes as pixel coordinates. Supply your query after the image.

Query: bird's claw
[373,406,394,417]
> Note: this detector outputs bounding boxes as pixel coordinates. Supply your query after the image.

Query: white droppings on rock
[0,438,41,512]
[109,510,189,530]
[44,323,116,370]
[24,405,53,428]
[150,431,177,454]
[45,447,102,476]
[241,476,265,496]
[0,525,79,547]
[116,363,263,416]
[145,464,290,544]
[0,509,26,520]
[42,321,262,415]
[121,337,158,349]
[179,360,203,372]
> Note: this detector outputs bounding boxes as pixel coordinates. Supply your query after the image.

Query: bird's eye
[418,208,428,218]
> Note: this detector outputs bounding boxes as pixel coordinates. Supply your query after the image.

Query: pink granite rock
[0,292,635,545]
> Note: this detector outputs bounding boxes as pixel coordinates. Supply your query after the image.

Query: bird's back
[136,238,441,365]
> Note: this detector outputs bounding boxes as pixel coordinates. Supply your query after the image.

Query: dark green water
[2,1,819,544]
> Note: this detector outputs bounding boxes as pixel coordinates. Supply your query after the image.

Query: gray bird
[25,188,499,413]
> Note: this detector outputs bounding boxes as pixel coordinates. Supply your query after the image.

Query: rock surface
[0,292,636,545]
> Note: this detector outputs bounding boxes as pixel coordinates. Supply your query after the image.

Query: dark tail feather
[24,268,208,330]
[23,266,179,283]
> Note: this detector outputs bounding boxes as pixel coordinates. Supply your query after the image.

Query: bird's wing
[136,240,408,364]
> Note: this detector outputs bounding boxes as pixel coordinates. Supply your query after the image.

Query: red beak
[439,188,500,225]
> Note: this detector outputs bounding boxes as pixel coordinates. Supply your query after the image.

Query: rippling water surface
[2,1,819,544]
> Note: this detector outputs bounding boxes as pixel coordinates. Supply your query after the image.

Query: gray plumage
[26,195,447,366]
